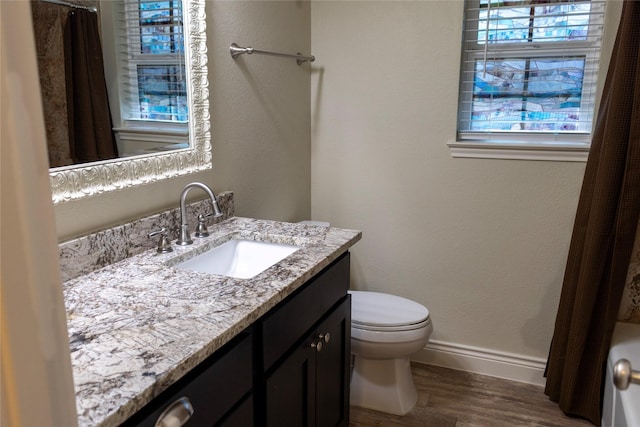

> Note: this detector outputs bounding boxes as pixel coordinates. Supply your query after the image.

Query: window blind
[116,0,187,123]
[457,0,605,140]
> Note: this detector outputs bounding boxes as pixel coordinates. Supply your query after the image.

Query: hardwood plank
[350,363,593,427]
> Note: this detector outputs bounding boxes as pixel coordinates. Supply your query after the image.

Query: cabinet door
[265,340,316,427]
[265,296,351,427]
[315,296,351,427]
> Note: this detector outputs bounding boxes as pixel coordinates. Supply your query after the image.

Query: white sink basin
[176,239,300,279]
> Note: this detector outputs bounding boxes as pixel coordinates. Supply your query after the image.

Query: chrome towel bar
[230,43,315,65]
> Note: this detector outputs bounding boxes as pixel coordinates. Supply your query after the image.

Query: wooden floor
[349,363,594,427]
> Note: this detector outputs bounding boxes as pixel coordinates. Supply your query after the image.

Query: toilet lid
[349,290,430,327]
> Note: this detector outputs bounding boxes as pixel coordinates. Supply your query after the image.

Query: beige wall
[310,0,620,362]
[54,1,311,241]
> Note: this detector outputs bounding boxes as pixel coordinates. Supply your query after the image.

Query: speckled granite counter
[62,216,361,427]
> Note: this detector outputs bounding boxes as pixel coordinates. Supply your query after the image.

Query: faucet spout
[177,182,223,245]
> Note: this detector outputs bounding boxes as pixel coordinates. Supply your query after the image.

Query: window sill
[447,141,589,162]
[113,127,189,157]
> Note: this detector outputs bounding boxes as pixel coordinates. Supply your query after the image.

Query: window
[452,0,605,161]
[120,0,187,124]
[103,0,189,156]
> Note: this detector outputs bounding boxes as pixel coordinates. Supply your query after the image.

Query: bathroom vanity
[60,208,360,427]
[122,253,351,427]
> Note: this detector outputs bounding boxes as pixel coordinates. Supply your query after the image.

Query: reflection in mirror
[32,0,189,167]
[32,0,105,167]
[34,0,211,203]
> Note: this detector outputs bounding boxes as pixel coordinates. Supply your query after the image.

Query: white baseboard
[411,340,548,387]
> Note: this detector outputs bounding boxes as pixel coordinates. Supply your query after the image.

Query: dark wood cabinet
[265,332,315,426]
[315,297,351,427]
[259,252,351,427]
[265,296,351,427]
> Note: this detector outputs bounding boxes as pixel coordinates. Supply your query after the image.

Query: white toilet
[348,290,433,415]
[296,221,433,415]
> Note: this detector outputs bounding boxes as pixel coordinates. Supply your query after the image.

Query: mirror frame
[49,0,210,204]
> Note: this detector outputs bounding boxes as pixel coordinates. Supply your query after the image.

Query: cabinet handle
[155,397,194,427]
[310,340,323,352]
[319,332,330,344]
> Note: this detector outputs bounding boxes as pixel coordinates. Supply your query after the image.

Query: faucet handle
[194,214,212,238]
[148,227,173,253]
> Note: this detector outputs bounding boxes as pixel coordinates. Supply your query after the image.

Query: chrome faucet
[177,182,223,245]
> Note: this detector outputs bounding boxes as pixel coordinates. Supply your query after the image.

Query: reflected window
[121,0,187,124]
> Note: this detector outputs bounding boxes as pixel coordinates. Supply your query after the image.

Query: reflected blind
[117,0,187,123]
[457,0,605,141]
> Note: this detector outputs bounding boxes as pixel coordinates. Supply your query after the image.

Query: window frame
[450,0,606,162]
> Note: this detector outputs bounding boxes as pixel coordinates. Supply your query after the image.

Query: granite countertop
[63,217,361,427]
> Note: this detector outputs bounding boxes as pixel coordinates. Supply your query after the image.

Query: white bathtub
[602,322,640,427]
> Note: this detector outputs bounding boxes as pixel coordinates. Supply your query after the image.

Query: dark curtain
[544,1,640,424]
[64,8,118,163]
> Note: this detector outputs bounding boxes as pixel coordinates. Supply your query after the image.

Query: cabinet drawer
[123,332,252,427]
[262,252,350,371]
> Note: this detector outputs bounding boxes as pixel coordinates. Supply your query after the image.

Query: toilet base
[350,355,417,415]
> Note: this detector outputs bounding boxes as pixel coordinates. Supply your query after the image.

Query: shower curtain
[64,8,118,163]
[544,1,640,424]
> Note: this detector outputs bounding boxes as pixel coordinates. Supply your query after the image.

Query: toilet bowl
[349,290,433,416]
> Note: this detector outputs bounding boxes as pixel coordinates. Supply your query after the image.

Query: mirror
[31,0,211,204]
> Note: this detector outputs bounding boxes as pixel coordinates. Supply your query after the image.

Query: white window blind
[457,0,605,145]
[117,0,187,125]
